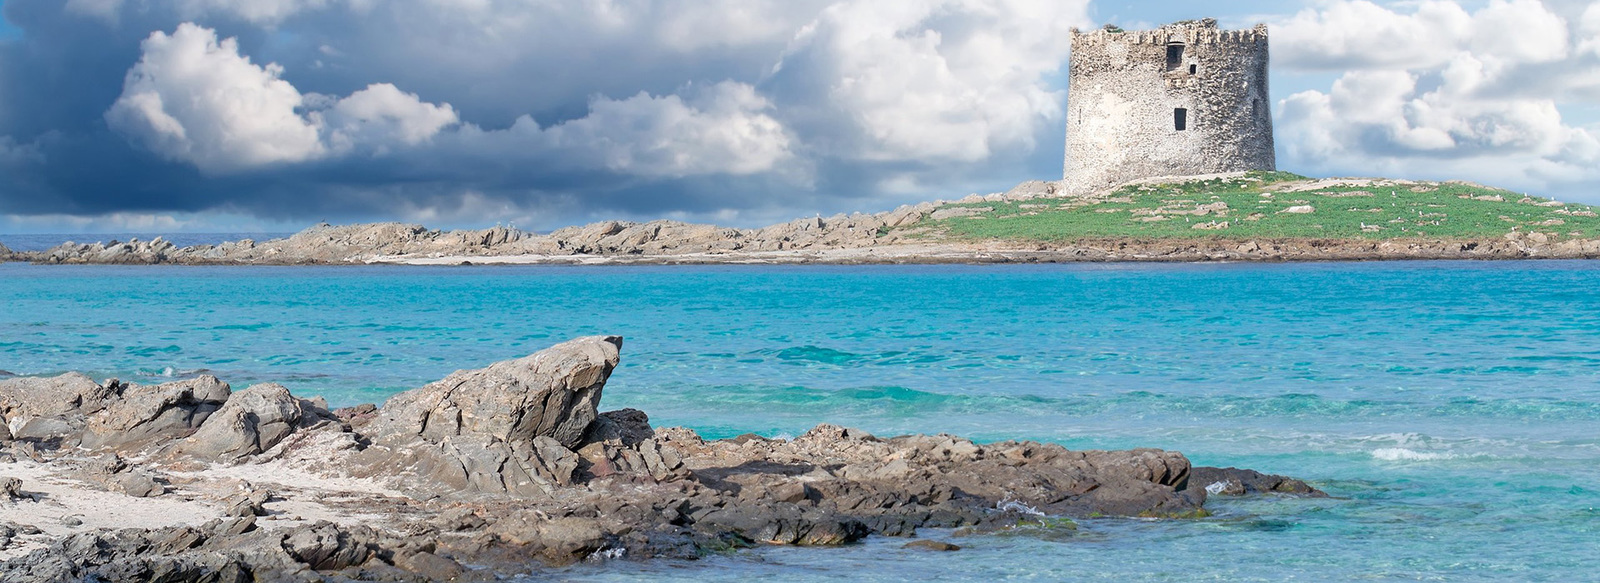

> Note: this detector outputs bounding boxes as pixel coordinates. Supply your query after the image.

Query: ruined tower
[1063,19,1274,194]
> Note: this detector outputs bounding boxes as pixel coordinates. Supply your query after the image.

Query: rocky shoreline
[0,337,1321,582]
[4,175,1600,266]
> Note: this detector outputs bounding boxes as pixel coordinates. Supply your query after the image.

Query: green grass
[912,171,1600,242]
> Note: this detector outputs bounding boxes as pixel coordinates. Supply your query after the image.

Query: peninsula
[4,172,1599,265]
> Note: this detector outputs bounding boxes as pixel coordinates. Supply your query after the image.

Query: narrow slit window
[1251,99,1260,117]
[1174,108,1188,131]
[1189,64,1197,75]
[1166,44,1184,71]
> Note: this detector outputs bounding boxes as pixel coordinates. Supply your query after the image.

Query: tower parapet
[1064,19,1274,194]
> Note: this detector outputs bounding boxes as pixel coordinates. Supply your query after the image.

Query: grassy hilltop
[911,172,1600,242]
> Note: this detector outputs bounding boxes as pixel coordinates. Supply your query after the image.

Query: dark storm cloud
[0,0,1093,229]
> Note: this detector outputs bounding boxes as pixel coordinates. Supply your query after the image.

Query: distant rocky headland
[0,336,1320,581]
[5,173,1600,265]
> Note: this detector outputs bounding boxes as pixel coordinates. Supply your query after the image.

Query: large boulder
[354,336,623,497]
[0,373,121,441]
[173,383,304,462]
[81,376,231,451]
[365,336,620,449]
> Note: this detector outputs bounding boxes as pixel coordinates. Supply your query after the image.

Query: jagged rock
[281,522,375,571]
[0,373,121,442]
[174,384,303,462]
[353,336,620,497]
[366,336,620,449]
[0,338,1327,582]
[82,376,231,451]
[0,477,23,500]
[583,408,654,446]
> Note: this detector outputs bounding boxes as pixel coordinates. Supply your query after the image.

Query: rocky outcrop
[172,383,311,462]
[0,373,121,442]
[1191,466,1326,497]
[0,337,1324,581]
[352,336,620,497]
[80,376,231,452]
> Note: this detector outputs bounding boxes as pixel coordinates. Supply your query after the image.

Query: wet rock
[903,539,961,551]
[1190,467,1326,497]
[174,383,303,462]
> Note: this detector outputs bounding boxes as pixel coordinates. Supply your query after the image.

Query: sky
[0,0,1597,233]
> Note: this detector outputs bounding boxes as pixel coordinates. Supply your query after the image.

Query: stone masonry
[1063,19,1275,194]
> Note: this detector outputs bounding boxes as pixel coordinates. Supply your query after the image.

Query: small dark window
[1166,44,1184,71]
[1189,64,1197,75]
[1251,99,1260,117]
[1174,108,1188,131]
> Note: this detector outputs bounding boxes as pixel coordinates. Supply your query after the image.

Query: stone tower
[1063,19,1274,194]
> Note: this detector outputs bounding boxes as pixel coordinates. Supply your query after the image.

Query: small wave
[1371,448,1458,461]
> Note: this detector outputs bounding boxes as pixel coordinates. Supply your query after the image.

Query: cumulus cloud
[105,23,789,178]
[1274,0,1600,195]
[537,82,791,177]
[106,23,326,173]
[772,0,1090,162]
[318,83,460,152]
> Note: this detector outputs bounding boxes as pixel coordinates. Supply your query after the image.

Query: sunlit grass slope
[916,172,1600,241]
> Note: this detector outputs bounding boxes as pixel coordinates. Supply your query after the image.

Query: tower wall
[1063,20,1274,194]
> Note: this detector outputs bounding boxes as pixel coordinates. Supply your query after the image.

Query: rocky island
[4,173,1600,266]
[0,337,1319,582]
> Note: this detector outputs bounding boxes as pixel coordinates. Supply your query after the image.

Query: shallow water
[1,261,1597,580]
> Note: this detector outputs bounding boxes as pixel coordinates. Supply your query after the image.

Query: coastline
[6,174,1599,266]
[8,237,1600,267]
[0,337,1320,581]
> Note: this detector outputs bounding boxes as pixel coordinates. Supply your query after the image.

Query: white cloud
[1274,0,1600,195]
[1580,3,1600,56]
[106,23,789,177]
[774,0,1091,162]
[105,23,326,173]
[319,83,459,152]
[538,82,791,177]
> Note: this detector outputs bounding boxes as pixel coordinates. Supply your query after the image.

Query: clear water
[1,261,1596,581]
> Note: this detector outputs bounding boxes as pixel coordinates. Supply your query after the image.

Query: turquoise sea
[2,261,1598,581]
